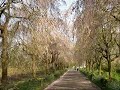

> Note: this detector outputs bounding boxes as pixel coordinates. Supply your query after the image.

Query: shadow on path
[45,70,101,90]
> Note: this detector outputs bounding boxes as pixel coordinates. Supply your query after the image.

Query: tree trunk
[99,60,102,76]
[45,58,48,75]
[108,60,112,79]
[1,26,8,84]
[91,62,94,73]
[46,59,48,74]
[43,52,48,75]
[88,60,91,72]
[32,55,36,78]
[88,63,91,72]
[52,53,56,71]
[86,60,88,71]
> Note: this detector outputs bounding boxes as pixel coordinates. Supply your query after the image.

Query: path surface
[45,70,101,90]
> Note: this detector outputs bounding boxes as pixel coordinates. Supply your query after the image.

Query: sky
[59,0,75,12]
[58,0,77,44]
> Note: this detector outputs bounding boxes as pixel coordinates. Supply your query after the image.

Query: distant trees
[74,0,120,79]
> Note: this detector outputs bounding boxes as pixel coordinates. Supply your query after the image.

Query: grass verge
[80,69,120,90]
[0,69,66,90]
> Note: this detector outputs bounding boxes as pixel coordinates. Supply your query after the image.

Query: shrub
[116,69,120,74]
[92,76,108,88]
[54,71,61,78]
[44,74,55,82]
[106,80,120,90]
[81,69,120,90]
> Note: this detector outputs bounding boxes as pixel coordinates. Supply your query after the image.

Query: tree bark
[32,55,36,78]
[1,25,8,84]
[108,60,112,79]
[99,60,102,76]
[86,60,88,71]
[88,60,91,72]
[91,62,94,73]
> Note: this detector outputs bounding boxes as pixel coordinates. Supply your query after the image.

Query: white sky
[59,0,75,11]
[58,0,77,43]
[58,0,76,24]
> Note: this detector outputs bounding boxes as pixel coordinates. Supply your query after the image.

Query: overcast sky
[59,0,75,11]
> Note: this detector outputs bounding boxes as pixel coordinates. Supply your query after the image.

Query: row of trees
[0,0,74,85]
[74,0,120,79]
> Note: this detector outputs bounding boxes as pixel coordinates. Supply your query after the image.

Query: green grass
[11,70,66,90]
[16,78,46,90]
[80,69,120,90]
[0,69,66,90]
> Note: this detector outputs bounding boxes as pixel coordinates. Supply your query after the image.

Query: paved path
[45,70,101,90]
